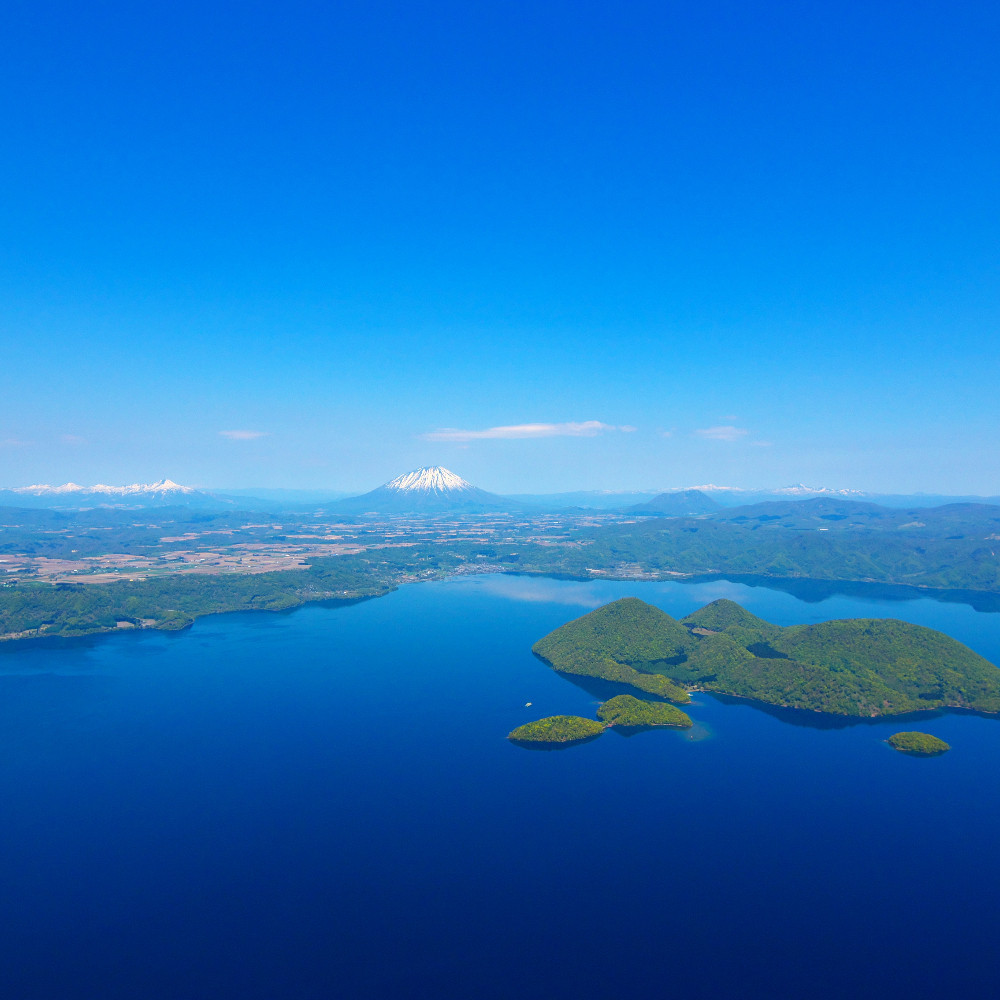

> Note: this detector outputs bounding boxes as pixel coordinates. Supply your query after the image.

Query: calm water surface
[1,575,999,999]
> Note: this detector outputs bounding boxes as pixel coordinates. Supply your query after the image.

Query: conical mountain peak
[383,467,473,493]
[332,466,518,513]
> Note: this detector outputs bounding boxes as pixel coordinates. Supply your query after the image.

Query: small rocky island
[888,732,951,755]
[532,597,1000,718]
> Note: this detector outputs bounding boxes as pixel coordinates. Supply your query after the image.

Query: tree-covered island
[887,732,951,755]
[508,716,605,744]
[509,696,693,745]
[533,597,1000,718]
[597,694,693,728]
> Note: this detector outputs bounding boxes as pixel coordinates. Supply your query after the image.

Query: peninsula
[533,597,1000,718]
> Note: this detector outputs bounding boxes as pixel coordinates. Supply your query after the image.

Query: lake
[1,574,999,999]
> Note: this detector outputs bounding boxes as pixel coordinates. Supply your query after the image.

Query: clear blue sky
[2,1,998,494]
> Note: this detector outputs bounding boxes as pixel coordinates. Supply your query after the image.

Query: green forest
[558,517,1000,592]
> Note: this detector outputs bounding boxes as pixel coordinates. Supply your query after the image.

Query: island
[532,597,1000,718]
[887,732,951,755]
[509,695,695,746]
[597,694,693,729]
[508,715,605,744]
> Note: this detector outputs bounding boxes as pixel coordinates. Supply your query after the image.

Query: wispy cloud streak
[421,421,633,442]
[694,425,749,442]
[219,430,269,440]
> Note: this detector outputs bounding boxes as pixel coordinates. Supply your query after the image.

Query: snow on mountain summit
[383,467,474,493]
[13,478,195,496]
[772,484,867,497]
[333,466,514,512]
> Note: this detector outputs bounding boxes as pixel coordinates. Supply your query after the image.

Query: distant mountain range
[0,479,236,509]
[620,484,1000,510]
[2,472,998,514]
[504,483,1000,510]
[9,478,195,498]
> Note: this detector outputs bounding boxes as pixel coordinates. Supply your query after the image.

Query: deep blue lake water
[2,574,1000,999]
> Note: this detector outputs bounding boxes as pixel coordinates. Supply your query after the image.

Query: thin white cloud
[60,434,87,445]
[750,440,773,447]
[421,421,631,442]
[694,425,750,442]
[219,430,270,440]
[465,575,610,608]
[1,437,32,447]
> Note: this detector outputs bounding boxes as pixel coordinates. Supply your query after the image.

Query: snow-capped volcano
[383,467,476,494]
[332,466,517,513]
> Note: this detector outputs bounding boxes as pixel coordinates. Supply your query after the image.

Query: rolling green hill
[567,513,1000,592]
[531,598,691,704]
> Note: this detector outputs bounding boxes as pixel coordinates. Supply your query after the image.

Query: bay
[1,574,998,999]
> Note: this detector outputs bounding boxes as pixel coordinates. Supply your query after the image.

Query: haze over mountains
[629,489,721,516]
[2,468,999,514]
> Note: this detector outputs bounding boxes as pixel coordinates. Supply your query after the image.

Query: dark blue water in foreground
[2,575,1000,999]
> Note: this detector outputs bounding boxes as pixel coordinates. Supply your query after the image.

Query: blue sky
[2,1,998,494]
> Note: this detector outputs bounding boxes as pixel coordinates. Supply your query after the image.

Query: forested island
[508,716,605,744]
[509,695,693,744]
[888,732,951,755]
[533,597,1000,717]
[597,694,693,728]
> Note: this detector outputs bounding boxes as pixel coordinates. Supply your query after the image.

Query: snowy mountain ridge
[11,479,195,496]
[769,484,868,497]
[678,483,865,497]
